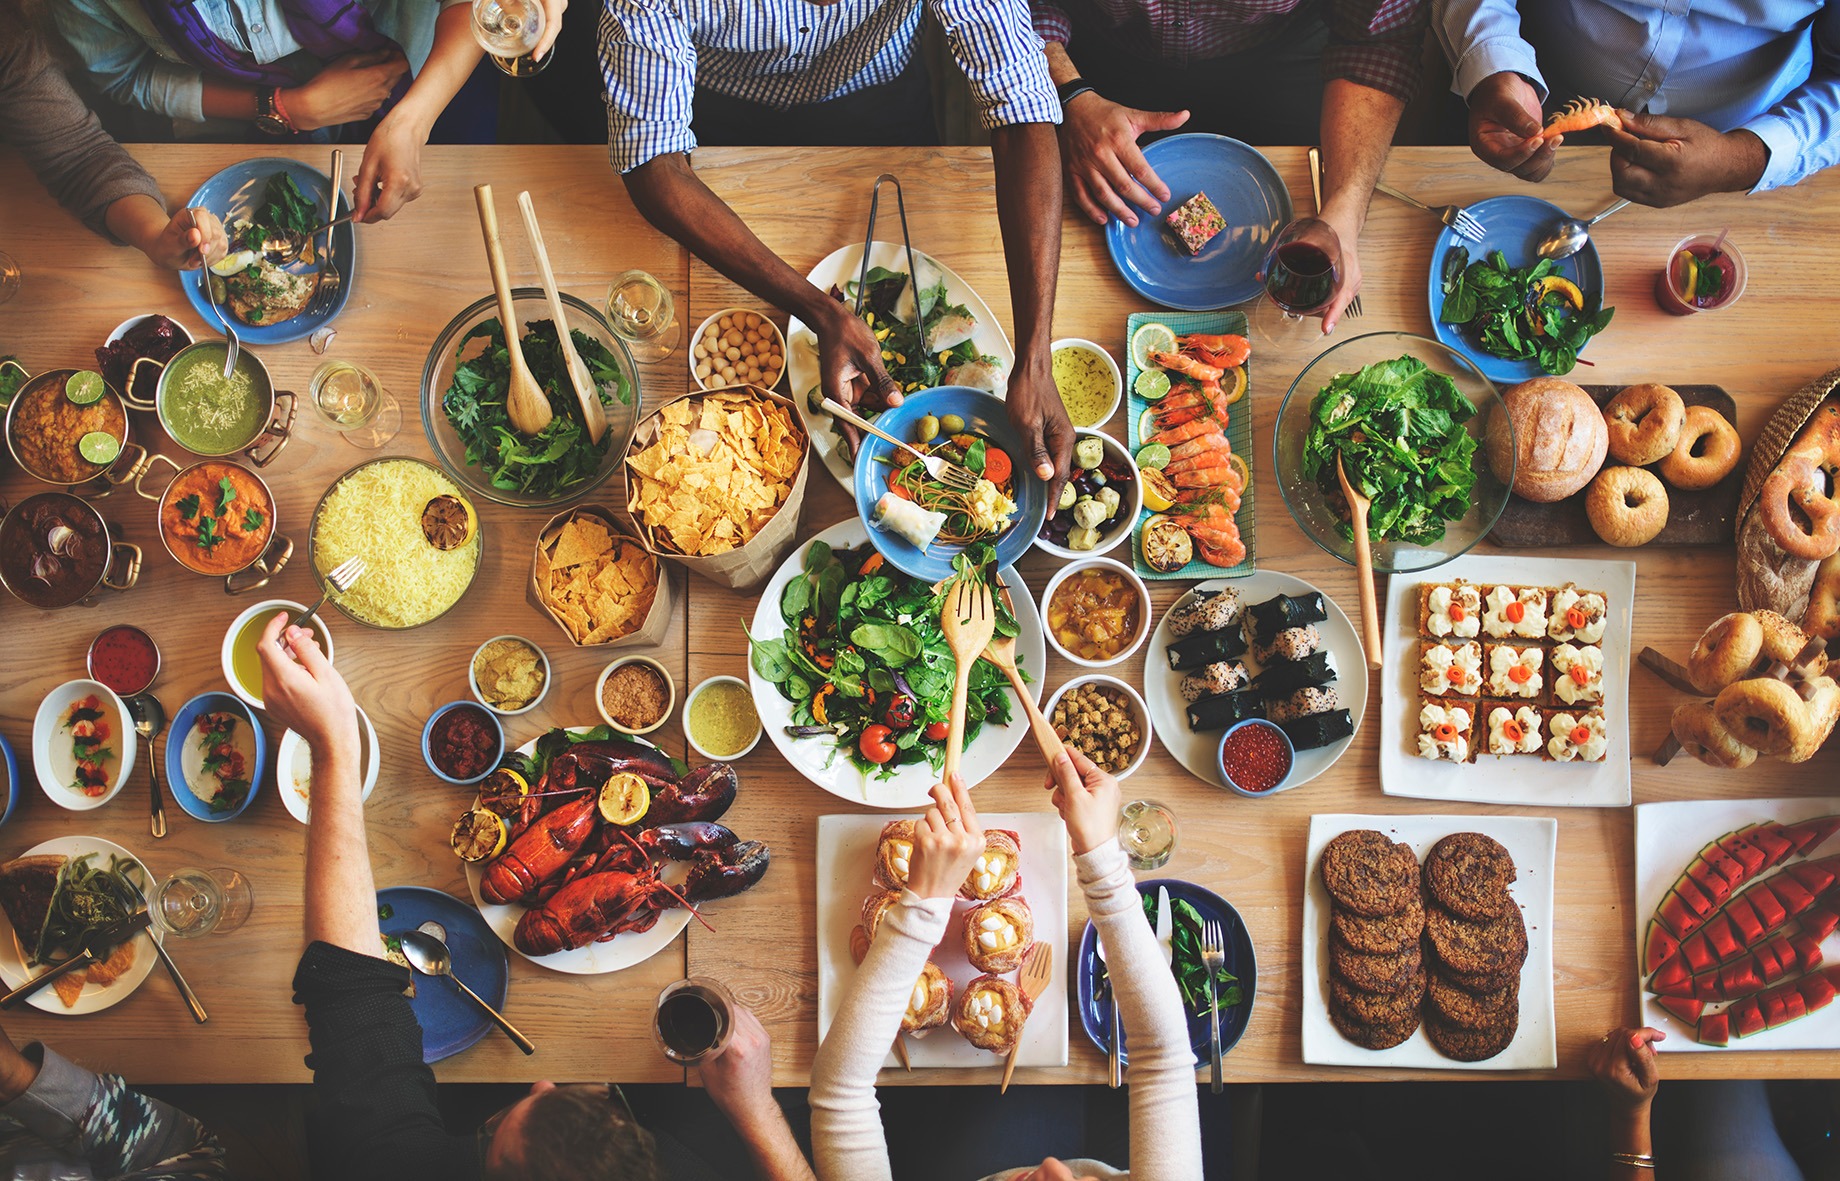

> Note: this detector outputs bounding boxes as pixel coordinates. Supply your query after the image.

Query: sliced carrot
[982,445,1012,486]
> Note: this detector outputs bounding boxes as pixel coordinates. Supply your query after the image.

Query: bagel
[1689,612,1765,694]
[1671,700,1756,770]
[1755,609,1815,666]
[1604,384,1686,466]
[1585,465,1668,546]
[1714,677,1816,759]
[1782,676,1840,763]
[1757,447,1840,561]
[1805,553,1840,641]
[1658,405,1742,491]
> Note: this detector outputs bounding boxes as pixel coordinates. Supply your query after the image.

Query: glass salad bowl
[1273,331,1509,574]
[421,289,641,509]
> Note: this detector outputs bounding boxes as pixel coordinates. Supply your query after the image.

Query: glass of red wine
[1254,218,1343,344]
[653,977,736,1064]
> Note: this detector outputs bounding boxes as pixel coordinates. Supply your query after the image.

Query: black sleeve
[291,942,480,1181]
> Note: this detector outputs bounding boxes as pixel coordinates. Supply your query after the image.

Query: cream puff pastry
[958,830,1023,901]
[962,897,1033,973]
[952,974,1030,1054]
[872,819,917,891]
[903,961,952,1033]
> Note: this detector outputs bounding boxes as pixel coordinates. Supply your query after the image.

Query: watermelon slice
[1749,883,1789,932]
[1719,830,1770,877]
[1725,895,1766,945]
[1791,934,1825,973]
[1657,891,1698,941]
[1650,956,1693,996]
[1686,859,1734,906]
[1697,1010,1732,1046]
[1778,814,1840,857]
[1763,989,1792,1027]
[1755,938,1785,979]
[1732,996,1766,1038]
[1681,928,1720,973]
[1786,860,1839,895]
[1752,826,1797,869]
[1644,920,1680,975]
[1656,995,1704,1026]
[1715,958,1764,999]
[1673,875,1716,919]
[1802,905,1839,942]
[1703,915,1743,963]
[1799,972,1837,1012]
[1770,874,1817,915]
[1782,989,1809,1023]
[1698,839,1749,887]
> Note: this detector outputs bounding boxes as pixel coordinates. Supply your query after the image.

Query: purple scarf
[139,0,404,90]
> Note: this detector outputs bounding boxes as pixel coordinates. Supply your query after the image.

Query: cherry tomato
[859,724,898,765]
[923,720,950,741]
[884,694,917,729]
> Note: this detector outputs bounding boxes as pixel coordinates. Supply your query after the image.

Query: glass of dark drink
[1655,233,1746,315]
[653,977,735,1064]
[1255,218,1343,343]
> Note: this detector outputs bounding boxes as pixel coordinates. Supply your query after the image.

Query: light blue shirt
[599,0,1060,173]
[53,0,458,127]
[1435,0,1840,190]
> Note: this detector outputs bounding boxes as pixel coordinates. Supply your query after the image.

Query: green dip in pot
[159,343,267,455]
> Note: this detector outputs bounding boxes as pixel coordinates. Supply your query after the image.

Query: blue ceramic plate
[1426,194,1606,383]
[1104,135,1292,311]
[184,157,356,344]
[164,692,264,822]
[0,732,16,827]
[1076,879,1256,1067]
[378,886,511,1064]
[852,387,1047,581]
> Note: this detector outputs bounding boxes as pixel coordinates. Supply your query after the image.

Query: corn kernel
[881,350,893,361]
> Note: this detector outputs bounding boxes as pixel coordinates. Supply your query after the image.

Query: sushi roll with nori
[1166,626,1248,671]
[1279,708,1354,750]
[1266,685,1340,723]
[1245,592,1328,645]
[1180,660,1250,703]
[1252,624,1322,666]
[1166,589,1243,639]
[1186,689,1264,733]
[1251,650,1337,696]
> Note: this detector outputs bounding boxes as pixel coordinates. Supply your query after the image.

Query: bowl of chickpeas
[691,308,786,392]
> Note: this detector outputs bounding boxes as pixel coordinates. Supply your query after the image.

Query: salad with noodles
[876,424,1018,549]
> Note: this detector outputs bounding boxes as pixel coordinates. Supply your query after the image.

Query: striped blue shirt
[599,0,1061,173]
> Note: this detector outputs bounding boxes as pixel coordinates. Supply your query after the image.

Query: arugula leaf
[1438,253,1614,375]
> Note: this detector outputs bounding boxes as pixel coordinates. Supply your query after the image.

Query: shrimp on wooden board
[1165,430,1230,463]
[1149,417,1228,446]
[1150,382,1233,430]
[1537,98,1621,146]
[1177,333,1251,369]
[1148,349,1224,382]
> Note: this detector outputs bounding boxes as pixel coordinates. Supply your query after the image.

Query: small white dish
[595,655,676,736]
[32,679,135,811]
[1038,556,1152,669]
[1050,337,1123,429]
[221,599,335,710]
[1033,429,1141,561]
[277,705,381,824]
[690,307,786,391]
[1040,673,1153,780]
[683,675,763,763]
[467,634,551,717]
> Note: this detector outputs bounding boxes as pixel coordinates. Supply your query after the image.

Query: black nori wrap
[1251,650,1337,695]
[1245,592,1328,644]
[1166,626,1248,671]
[1279,708,1354,750]
[1186,689,1264,733]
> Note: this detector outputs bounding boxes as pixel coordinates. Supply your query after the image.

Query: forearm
[728,1104,818,1181]
[989,123,1061,366]
[303,736,382,956]
[1607,1106,1654,1180]
[199,79,264,122]
[1042,40,1079,87]
[386,4,481,138]
[1318,78,1404,231]
[105,195,172,257]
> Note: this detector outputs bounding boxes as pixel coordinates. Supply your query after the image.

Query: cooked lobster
[481,794,600,906]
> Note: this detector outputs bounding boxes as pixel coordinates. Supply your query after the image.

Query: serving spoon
[127,693,167,840]
[473,184,552,437]
[1536,199,1630,261]
[517,190,607,444]
[397,929,535,1055]
[940,578,997,783]
[1336,455,1384,671]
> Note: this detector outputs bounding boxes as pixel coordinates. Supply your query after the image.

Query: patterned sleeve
[2,1045,227,1180]
[1030,0,1074,48]
[1322,0,1429,103]
[599,0,701,173]
[929,0,1063,128]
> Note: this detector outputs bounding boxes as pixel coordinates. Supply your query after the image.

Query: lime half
[1134,443,1171,470]
[78,431,121,464]
[65,370,105,406]
[1133,369,1171,401]
[1129,322,1177,371]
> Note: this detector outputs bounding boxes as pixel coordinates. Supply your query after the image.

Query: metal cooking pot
[135,454,293,594]
[3,369,149,494]
[0,492,140,609]
[153,342,295,467]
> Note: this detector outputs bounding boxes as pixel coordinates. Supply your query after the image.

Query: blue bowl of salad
[852,387,1048,582]
[166,692,265,822]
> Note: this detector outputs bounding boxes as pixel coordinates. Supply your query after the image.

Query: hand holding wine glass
[1254,217,1343,344]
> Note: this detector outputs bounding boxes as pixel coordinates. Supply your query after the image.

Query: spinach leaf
[748,634,795,683]
[851,622,921,666]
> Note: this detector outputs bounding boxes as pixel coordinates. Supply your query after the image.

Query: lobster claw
[647,763,738,826]
[638,822,739,861]
[684,840,771,902]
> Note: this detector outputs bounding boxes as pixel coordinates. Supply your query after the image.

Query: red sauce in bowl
[88,625,159,696]
[1220,721,1292,793]
[430,705,498,780]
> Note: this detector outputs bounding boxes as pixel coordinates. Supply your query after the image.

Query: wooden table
[1,144,1835,1086]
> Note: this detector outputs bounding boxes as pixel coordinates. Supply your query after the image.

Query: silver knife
[146,917,207,1024]
[2,912,150,1009]
[1155,886,1174,968]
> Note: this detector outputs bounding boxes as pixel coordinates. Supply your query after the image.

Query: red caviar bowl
[1218,718,1296,798]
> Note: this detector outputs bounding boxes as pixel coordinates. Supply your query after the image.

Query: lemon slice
[1129,322,1177,371]
[1229,452,1250,492]
[1218,365,1248,406]
[1140,467,1177,512]
[476,767,529,818]
[1133,369,1171,401]
[597,770,650,826]
[450,808,508,862]
[1674,251,1700,301]
[1138,407,1160,444]
[65,371,105,405]
[420,493,477,551]
[78,432,121,464]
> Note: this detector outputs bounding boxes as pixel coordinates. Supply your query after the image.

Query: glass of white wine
[156,867,253,939]
[606,269,681,364]
[310,359,400,448]
[471,0,551,77]
[1118,799,1178,871]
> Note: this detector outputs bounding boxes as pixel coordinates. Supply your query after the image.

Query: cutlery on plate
[1155,885,1174,968]
[1335,454,1384,671]
[1374,182,1485,242]
[2,912,150,1009]
[1201,917,1226,1093]
[304,150,344,318]
[1308,148,1360,319]
[1095,933,1121,1087]
[290,555,366,632]
[517,190,608,444]
[127,692,167,840]
[397,929,535,1054]
[821,398,978,492]
[1536,198,1630,261]
[940,578,997,783]
[473,184,553,437]
[1002,940,1053,1093]
[194,216,241,379]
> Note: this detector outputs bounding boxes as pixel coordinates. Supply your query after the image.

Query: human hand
[1008,354,1076,509]
[535,0,566,60]
[1307,205,1365,334]
[1603,111,1768,208]
[1587,1026,1664,1112]
[1468,71,1554,181]
[696,1003,779,1128]
[351,111,428,223]
[1041,747,1120,856]
[907,776,985,900]
[813,301,901,417]
[283,49,408,132]
[1056,91,1188,226]
[256,612,359,761]
[142,206,227,271]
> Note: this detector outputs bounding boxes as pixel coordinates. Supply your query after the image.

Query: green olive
[939,413,967,436]
[914,415,941,443]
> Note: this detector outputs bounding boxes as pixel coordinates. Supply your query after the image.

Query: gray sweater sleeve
[0,40,166,243]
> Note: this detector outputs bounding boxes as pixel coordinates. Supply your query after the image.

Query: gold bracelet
[1610,1152,1655,1169]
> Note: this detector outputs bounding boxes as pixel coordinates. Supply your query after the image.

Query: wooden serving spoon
[941,577,997,783]
[517,190,607,444]
[1336,454,1384,671]
[982,630,1064,769]
[473,184,552,437]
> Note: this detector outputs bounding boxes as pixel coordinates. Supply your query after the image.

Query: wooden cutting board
[1488,384,1741,548]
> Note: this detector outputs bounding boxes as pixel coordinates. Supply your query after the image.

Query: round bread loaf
[1485,377,1608,503]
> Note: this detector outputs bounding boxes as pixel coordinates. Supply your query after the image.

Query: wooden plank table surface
[0,143,1834,1087]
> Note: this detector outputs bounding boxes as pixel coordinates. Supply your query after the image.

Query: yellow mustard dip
[1052,345,1116,427]
[690,680,761,757]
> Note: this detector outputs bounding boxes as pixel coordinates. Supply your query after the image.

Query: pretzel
[1758,404,1840,560]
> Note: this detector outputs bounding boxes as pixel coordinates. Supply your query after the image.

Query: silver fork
[821,397,978,491]
[1374,181,1486,242]
[290,556,366,631]
[306,149,345,318]
[193,208,241,379]
[1308,148,1361,319]
[1202,918,1226,1094]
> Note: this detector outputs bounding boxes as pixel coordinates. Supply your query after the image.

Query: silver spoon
[1537,198,1631,261]
[396,929,535,1055]
[258,210,361,267]
[127,693,168,840]
[192,210,241,380]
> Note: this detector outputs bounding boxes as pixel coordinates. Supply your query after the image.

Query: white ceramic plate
[0,836,159,1015]
[1144,572,1365,792]
[1301,813,1558,1070]
[1378,553,1636,807]
[1634,797,1840,1052]
[31,680,135,811]
[816,811,1069,1069]
[463,728,690,975]
[277,706,381,824]
[786,242,1015,491]
[748,517,1046,808]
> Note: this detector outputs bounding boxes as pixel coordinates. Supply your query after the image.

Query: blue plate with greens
[1076,879,1255,1065]
[377,886,509,1063]
[1428,194,1609,382]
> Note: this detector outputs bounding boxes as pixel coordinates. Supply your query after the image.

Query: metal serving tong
[852,173,931,360]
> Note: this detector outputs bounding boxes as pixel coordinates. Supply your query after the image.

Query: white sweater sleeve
[808,891,953,1181]
[1081,839,1204,1180]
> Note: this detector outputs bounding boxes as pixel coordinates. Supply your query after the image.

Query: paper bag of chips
[528,505,675,648]
[623,383,810,591]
